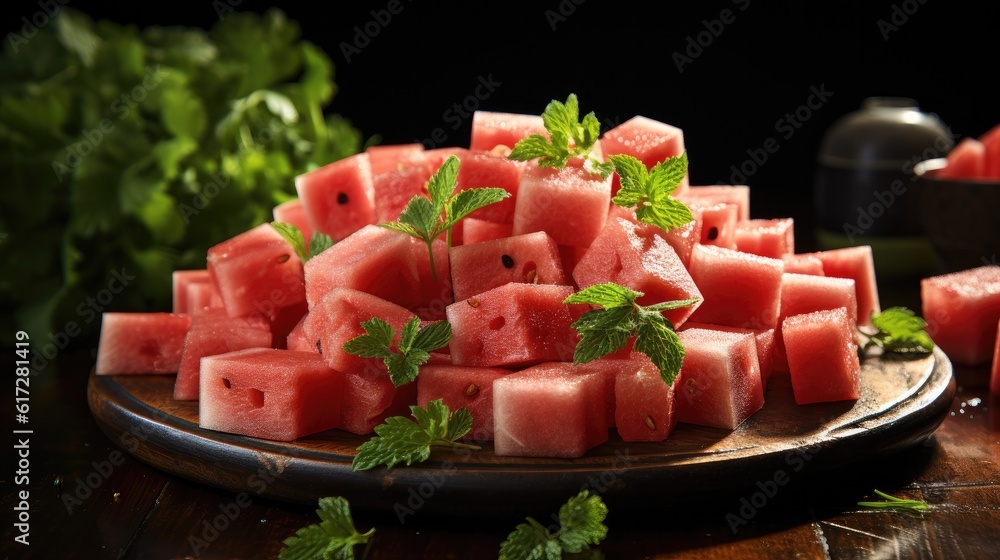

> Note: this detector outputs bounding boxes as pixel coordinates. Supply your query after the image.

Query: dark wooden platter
[88,348,954,518]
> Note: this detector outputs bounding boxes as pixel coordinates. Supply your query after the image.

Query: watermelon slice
[800,245,880,326]
[461,218,514,245]
[512,164,611,248]
[675,327,764,430]
[295,153,376,241]
[199,348,345,441]
[469,111,546,152]
[409,237,454,321]
[272,198,314,243]
[416,365,512,441]
[782,307,861,405]
[173,311,273,400]
[449,231,567,301]
[938,137,986,179]
[492,362,609,458]
[921,265,1000,365]
[599,115,689,196]
[734,218,795,259]
[172,269,222,315]
[95,313,191,375]
[686,244,784,330]
[286,314,314,353]
[371,154,437,223]
[340,369,418,435]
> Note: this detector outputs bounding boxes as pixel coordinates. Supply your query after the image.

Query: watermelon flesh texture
[371,154,437,223]
[206,223,306,320]
[800,245,880,327]
[689,201,738,250]
[173,269,213,314]
[409,237,454,321]
[573,216,703,328]
[782,307,861,405]
[938,137,986,179]
[199,348,344,441]
[469,111,546,152]
[185,281,224,315]
[686,244,784,330]
[272,198,314,243]
[608,204,701,267]
[599,115,689,196]
[734,218,795,259]
[446,283,582,368]
[340,369,418,435]
[96,313,191,374]
[286,314,314,353]
[678,185,751,222]
[782,254,825,276]
[680,322,776,389]
[512,164,611,248]
[611,355,678,441]
[492,362,609,458]
[981,124,1000,179]
[921,265,1000,365]
[365,143,425,176]
[454,150,525,223]
[449,231,568,302]
[675,328,764,430]
[294,152,376,241]
[991,318,1000,394]
[416,365,512,441]
[771,273,857,373]
[462,218,514,245]
[173,311,273,400]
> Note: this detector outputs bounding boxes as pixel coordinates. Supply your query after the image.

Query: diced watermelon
[492,362,608,458]
[469,111,546,152]
[679,322,776,388]
[734,218,794,258]
[304,225,420,311]
[199,348,345,441]
[416,365,512,441]
[991,318,1000,394]
[295,153,376,241]
[446,283,582,368]
[981,124,1000,179]
[272,198,313,243]
[409,237,453,321]
[340,369,418,435]
[782,254,825,276]
[512,164,611,248]
[454,150,525,223]
[573,216,703,328]
[599,115,689,196]
[937,137,986,179]
[206,223,306,320]
[173,312,273,400]
[800,245,880,326]
[689,201,738,250]
[96,313,191,374]
[679,185,751,221]
[686,244,784,330]
[608,205,701,267]
[286,314,314,353]
[172,269,211,314]
[365,143,425,176]
[772,273,858,373]
[921,265,1000,365]
[267,301,308,350]
[557,245,588,279]
[371,154,436,223]
[611,354,678,441]
[782,307,860,405]
[185,281,224,315]
[449,232,567,301]
[675,327,763,430]
[461,218,514,245]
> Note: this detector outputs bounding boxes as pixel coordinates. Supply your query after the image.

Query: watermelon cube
[454,150,525,224]
[286,314,314,353]
[689,201,738,250]
[371,155,436,223]
[365,143,425,176]
[449,232,568,301]
[446,283,582,368]
[734,218,795,259]
[981,124,1000,179]
[416,365,512,441]
[469,111,546,152]
[199,348,345,441]
[938,137,986,179]
[272,198,313,243]
[782,307,861,405]
[492,362,609,458]
[96,312,191,375]
[173,311,273,401]
[679,322,776,388]
[608,204,701,267]
[772,273,858,373]
[573,216,703,328]
[461,218,514,245]
[410,237,454,321]
[921,265,1000,365]
[206,223,306,320]
[512,164,611,248]
[340,369,418,435]
[800,245,880,326]
[782,254,825,276]
[675,327,764,430]
[294,153,376,241]
[558,245,588,278]
[611,354,678,442]
[686,244,784,330]
[185,281,224,316]
[678,185,751,221]
[172,270,213,314]
[304,225,420,311]
[991,318,1000,395]
[599,115,688,196]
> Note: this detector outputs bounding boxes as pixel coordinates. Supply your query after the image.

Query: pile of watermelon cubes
[96,110,892,458]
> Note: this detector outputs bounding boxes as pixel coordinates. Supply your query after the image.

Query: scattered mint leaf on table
[857,489,930,513]
[610,152,693,231]
[500,490,608,560]
[863,307,935,355]
[278,496,374,560]
[508,94,613,178]
[342,317,451,387]
[352,399,479,471]
[564,283,698,386]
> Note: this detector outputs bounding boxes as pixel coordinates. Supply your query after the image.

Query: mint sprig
[610,152,693,231]
[863,306,935,355]
[564,282,699,385]
[342,317,451,387]
[278,496,374,560]
[499,490,608,560]
[270,221,334,262]
[380,155,509,278]
[352,399,480,471]
[508,94,613,178]
[857,489,930,513]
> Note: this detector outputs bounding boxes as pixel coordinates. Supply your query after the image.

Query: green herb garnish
[857,489,930,513]
[863,307,935,355]
[278,496,374,560]
[508,94,613,178]
[564,283,699,385]
[380,155,509,278]
[352,399,480,471]
[270,221,333,262]
[610,152,693,231]
[342,317,451,387]
[499,490,608,560]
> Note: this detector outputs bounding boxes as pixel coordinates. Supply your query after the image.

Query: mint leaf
[341,318,394,359]
[611,152,694,231]
[865,307,935,355]
[508,134,563,165]
[352,400,480,471]
[500,490,608,560]
[309,232,334,259]
[279,496,374,560]
[342,317,451,387]
[508,94,605,171]
[270,221,308,262]
[564,282,640,309]
[634,311,685,386]
[426,154,460,212]
[444,187,510,229]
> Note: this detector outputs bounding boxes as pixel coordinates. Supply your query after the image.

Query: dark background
[7,0,1000,233]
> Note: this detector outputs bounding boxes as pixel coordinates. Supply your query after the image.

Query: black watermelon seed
[337,192,349,204]
[501,254,514,268]
[707,227,719,241]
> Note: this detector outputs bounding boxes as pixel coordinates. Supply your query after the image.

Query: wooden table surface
[5,284,1000,560]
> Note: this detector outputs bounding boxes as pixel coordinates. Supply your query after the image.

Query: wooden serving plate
[88,348,954,517]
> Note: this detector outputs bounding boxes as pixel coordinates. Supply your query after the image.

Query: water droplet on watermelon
[501,254,514,268]
[337,192,349,204]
